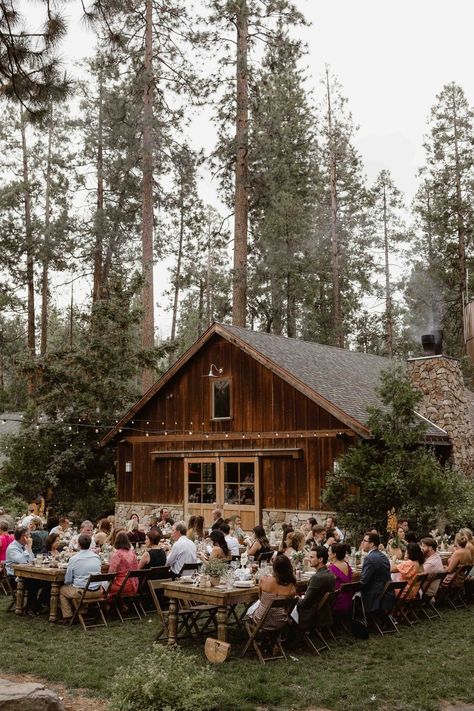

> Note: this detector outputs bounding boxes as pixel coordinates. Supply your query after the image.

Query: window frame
[210,377,232,421]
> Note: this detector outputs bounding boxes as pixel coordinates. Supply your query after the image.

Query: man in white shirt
[59,534,102,623]
[220,522,239,557]
[420,537,444,598]
[50,517,71,536]
[166,522,197,577]
[70,520,96,551]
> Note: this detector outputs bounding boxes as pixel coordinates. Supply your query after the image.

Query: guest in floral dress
[391,542,424,598]
[328,543,353,614]
[108,532,138,599]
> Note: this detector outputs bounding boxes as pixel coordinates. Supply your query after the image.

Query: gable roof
[101,322,449,445]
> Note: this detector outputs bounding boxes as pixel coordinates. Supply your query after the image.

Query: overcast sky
[47,0,474,334]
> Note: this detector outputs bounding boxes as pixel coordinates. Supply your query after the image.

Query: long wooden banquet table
[13,564,67,623]
[162,569,362,646]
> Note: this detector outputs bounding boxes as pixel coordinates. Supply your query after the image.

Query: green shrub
[108,645,224,711]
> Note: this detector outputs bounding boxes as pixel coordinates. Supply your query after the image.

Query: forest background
[1,0,474,519]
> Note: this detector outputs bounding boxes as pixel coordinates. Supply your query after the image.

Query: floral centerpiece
[202,558,228,585]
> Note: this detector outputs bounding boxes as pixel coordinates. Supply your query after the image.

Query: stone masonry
[115,501,183,527]
[407,355,474,476]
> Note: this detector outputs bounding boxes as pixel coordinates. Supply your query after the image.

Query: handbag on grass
[205,637,231,663]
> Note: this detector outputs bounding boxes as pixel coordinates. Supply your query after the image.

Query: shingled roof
[101,322,449,445]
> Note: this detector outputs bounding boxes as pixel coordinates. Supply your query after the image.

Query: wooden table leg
[50,581,60,623]
[167,598,178,645]
[217,605,228,642]
[15,578,25,616]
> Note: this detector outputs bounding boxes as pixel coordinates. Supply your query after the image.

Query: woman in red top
[108,531,138,599]
[0,521,13,562]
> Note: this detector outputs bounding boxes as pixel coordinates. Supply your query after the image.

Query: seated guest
[108,531,139,599]
[0,521,13,562]
[187,515,205,542]
[247,525,271,562]
[279,524,293,552]
[5,527,43,614]
[210,509,224,533]
[391,542,424,598]
[29,517,48,555]
[301,517,317,538]
[42,532,62,558]
[138,529,167,576]
[166,522,198,577]
[294,546,335,630]
[386,526,407,560]
[186,516,197,540]
[147,515,159,534]
[324,527,341,547]
[307,525,326,550]
[110,527,125,547]
[360,532,392,613]
[404,531,418,544]
[59,534,102,623]
[207,529,231,561]
[459,528,474,563]
[328,542,353,615]
[70,520,95,550]
[420,537,444,598]
[443,531,472,586]
[157,508,174,529]
[127,519,146,545]
[246,554,297,630]
[49,517,71,536]
[325,516,344,542]
[220,522,239,557]
[230,515,246,544]
[97,518,113,542]
[283,531,305,558]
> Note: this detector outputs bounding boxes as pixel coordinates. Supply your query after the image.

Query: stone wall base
[115,501,333,531]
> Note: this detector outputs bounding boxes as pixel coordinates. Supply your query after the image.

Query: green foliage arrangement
[202,557,228,578]
[323,366,455,540]
[108,645,224,711]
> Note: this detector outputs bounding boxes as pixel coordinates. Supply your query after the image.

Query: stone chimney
[406,355,474,476]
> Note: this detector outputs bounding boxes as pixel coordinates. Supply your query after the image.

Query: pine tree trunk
[424,187,440,329]
[93,71,104,303]
[271,274,283,335]
[197,279,204,337]
[452,88,466,350]
[170,188,184,342]
[383,183,393,357]
[40,105,53,357]
[141,0,155,392]
[206,213,212,326]
[325,69,342,347]
[20,111,36,395]
[232,0,249,328]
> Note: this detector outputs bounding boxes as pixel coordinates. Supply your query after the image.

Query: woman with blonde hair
[442,531,472,587]
[458,528,474,564]
[284,531,305,558]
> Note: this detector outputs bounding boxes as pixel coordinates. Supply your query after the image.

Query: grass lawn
[1,596,473,711]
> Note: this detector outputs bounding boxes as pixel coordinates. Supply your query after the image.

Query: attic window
[212,379,231,420]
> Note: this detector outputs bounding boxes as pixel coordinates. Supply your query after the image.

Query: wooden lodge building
[102,322,469,531]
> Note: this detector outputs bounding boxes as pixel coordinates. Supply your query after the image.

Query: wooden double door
[184,456,259,530]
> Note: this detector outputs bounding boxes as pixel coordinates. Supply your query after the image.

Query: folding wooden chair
[112,569,152,623]
[303,590,340,654]
[178,562,202,577]
[256,550,273,565]
[371,581,406,635]
[336,581,361,632]
[70,573,116,632]
[419,571,447,620]
[148,579,202,642]
[445,565,472,610]
[241,597,298,665]
[396,574,427,627]
[0,563,11,596]
[136,565,170,617]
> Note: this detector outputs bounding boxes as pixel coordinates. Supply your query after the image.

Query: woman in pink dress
[108,531,138,599]
[0,521,14,562]
[328,543,353,615]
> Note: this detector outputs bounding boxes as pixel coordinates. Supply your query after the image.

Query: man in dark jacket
[295,546,335,630]
[360,532,393,612]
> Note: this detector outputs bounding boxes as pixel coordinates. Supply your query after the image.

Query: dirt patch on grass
[0,671,107,711]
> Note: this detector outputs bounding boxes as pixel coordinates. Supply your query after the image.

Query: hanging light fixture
[207,363,223,377]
